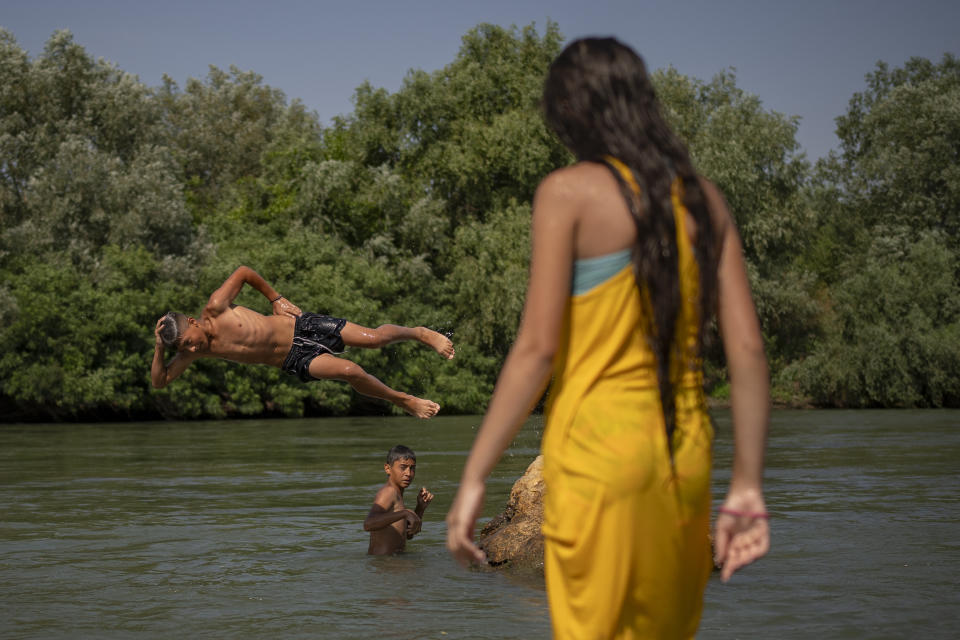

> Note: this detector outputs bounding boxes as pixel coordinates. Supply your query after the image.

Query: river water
[1,410,957,639]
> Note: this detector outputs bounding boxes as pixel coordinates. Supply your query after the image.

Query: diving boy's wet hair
[158,311,189,348]
[386,444,416,465]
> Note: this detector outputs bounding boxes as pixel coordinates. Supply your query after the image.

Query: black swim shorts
[281,312,348,382]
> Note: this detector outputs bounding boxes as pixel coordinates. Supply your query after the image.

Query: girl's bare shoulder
[541,161,611,187]
[537,161,619,206]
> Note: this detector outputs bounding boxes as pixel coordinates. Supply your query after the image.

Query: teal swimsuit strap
[572,249,632,295]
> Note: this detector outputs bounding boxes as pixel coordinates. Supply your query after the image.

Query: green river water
[1,410,957,638]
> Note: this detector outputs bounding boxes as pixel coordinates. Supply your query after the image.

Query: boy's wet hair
[158,311,189,348]
[386,444,416,465]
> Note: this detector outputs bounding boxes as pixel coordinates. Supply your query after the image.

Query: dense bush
[1,25,956,420]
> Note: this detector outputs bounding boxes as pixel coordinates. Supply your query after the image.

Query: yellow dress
[541,166,713,639]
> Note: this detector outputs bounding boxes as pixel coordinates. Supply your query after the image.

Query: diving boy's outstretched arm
[205,266,302,319]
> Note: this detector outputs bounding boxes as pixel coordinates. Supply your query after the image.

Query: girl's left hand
[713,490,770,582]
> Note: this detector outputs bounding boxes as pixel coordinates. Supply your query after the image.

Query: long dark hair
[542,37,718,455]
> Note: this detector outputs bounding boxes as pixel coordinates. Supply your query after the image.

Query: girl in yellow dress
[447,37,770,639]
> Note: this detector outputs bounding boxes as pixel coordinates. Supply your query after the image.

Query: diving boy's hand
[417,487,434,510]
[154,317,165,345]
[272,296,302,318]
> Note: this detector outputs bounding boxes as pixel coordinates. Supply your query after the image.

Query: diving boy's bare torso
[200,305,295,367]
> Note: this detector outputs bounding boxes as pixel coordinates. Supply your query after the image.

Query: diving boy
[364,445,434,554]
[151,266,454,419]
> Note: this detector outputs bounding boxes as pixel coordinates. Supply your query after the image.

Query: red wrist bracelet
[718,507,769,519]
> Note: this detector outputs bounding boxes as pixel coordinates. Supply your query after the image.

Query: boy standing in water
[364,445,434,554]
[151,266,454,419]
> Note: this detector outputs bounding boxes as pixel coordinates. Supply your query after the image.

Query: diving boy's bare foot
[401,395,441,419]
[417,327,455,360]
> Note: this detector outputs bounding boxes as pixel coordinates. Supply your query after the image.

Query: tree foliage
[783,55,960,406]
[1,25,956,420]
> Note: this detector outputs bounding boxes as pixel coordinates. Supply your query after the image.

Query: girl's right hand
[446,480,487,567]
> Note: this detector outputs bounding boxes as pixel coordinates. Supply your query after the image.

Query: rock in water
[477,455,545,567]
[475,455,717,571]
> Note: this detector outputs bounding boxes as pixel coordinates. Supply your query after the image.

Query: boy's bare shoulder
[372,483,400,508]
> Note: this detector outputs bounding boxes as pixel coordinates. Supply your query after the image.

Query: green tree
[155,64,323,218]
[0,31,201,419]
[787,55,960,406]
[0,30,198,272]
[784,233,960,406]
[832,55,960,241]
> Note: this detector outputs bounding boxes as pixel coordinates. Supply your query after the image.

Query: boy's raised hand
[417,487,434,510]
